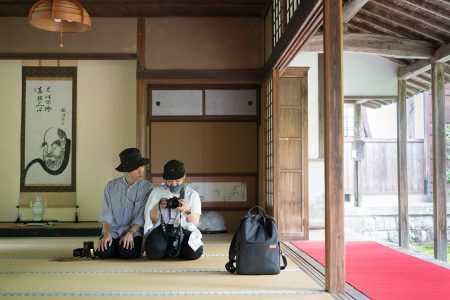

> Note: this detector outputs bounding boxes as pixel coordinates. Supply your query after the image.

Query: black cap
[115,148,149,172]
[163,160,185,180]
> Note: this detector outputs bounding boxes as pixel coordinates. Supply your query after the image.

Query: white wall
[343,53,397,96]
[0,60,136,222]
[0,61,22,222]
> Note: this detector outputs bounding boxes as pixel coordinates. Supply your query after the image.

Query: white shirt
[144,184,203,251]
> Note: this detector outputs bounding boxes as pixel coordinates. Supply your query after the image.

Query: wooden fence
[344,139,425,194]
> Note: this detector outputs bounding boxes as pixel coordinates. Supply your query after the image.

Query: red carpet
[292,241,450,300]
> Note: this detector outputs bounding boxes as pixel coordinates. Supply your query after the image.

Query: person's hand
[119,231,134,250]
[176,199,191,213]
[99,232,112,251]
[159,198,168,209]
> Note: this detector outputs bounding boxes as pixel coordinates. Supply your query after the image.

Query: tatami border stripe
[0,253,229,259]
[0,268,301,275]
[0,290,323,297]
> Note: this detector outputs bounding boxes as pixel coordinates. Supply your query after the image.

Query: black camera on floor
[167,196,180,209]
[73,241,95,259]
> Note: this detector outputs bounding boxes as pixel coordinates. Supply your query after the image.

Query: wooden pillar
[318,54,325,159]
[323,0,345,293]
[397,79,409,249]
[136,18,148,168]
[431,62,447,262]
[353,104,362,207]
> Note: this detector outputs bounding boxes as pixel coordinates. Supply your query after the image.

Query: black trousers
[95,236,143,259]
[144,225,203,260]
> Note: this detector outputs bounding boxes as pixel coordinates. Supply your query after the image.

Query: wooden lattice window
[286,0,301,23]
[272,0,282,47]
[265,78,274,211]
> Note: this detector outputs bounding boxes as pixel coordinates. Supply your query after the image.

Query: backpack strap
[280,244,287,270]
[225,231,238,273]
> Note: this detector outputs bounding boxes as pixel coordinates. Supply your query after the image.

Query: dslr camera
[162,224,182,257]
[73,241,96,259]
[166,196,180,209]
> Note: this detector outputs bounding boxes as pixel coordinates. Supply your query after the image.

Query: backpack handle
[247,205,267,216]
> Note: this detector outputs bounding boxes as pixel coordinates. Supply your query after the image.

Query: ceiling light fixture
[29,0,91,48]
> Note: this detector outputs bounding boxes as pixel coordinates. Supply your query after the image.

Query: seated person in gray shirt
[96,148,153,259]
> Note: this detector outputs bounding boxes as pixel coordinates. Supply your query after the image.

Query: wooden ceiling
[0,0,448,100]
[344,0,450,99]
[0,0,267,18]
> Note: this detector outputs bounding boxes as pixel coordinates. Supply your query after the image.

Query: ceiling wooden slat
[400,0,450,22]
[373,0,450,35]
[360,6,446,43]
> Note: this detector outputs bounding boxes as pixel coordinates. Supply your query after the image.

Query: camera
[162,224,182,257]
[167,196,180,209]
[73,241,95,259]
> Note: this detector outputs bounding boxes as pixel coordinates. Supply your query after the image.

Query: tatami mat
[0,234,334,299]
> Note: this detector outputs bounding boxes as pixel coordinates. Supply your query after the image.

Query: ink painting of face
[41,127,67,171]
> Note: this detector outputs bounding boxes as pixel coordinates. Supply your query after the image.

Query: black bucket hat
[163,160,185,180]
[115,148,149,172]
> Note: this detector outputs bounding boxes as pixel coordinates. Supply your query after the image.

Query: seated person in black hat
[143,159,203,260]
[96,148,153,259]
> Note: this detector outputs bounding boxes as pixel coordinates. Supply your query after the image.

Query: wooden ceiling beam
[346,23,368,34]
[400,0,450,22]
[301,33,434,59]
[373,0,450,35]
[398,43,450,79]
[347,20,387,35]
[405,83,422,95]
[343,0,369,23]
[352,14,418,39]
[407,78,429,91]
[360,7,446,44]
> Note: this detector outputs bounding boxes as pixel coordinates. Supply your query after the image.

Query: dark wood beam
[398,43,450,79]
[136,18,147,163]
[397,79,409,249]
[137,69,263,84]
[431,62,448,262]
[301,33,435,59]
[324,0,345,293]
[342,0,369,23]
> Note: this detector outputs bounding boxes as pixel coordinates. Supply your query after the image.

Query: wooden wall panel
[146,18,264,70]
[150,122,257,174]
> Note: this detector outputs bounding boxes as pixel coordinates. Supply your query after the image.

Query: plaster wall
[0,60,136,222]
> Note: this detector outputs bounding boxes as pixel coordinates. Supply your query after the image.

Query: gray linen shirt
[100,177,153,239]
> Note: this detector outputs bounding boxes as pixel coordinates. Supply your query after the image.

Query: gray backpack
[225,206,287,275]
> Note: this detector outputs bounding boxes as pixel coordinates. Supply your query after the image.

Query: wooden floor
[0,233,335,299]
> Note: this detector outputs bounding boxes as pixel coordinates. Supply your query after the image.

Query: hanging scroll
[20,67,76,206]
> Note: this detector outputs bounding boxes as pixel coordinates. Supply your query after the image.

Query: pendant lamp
[29,0,91,47]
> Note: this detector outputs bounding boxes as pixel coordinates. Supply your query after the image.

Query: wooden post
[397,79,409,249]
[431,62,447,262]
[318,53,325,159]
[136,18,148,177]
[354,104,362,207]
[323,0,345,293]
